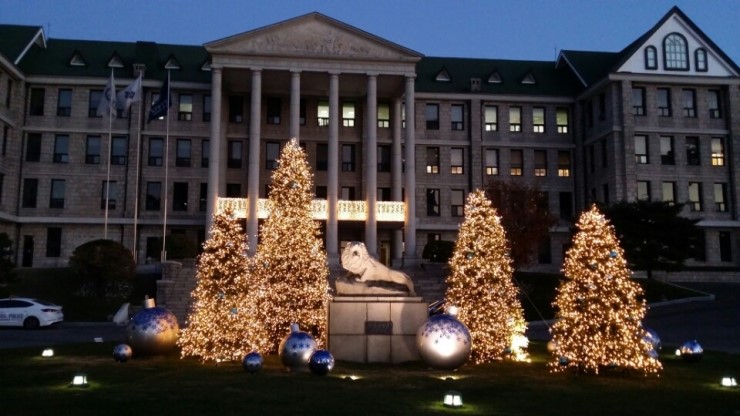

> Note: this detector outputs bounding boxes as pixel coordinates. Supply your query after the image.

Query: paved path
[0,322,126,350]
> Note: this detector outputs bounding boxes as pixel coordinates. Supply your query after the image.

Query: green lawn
[0,342,737,415]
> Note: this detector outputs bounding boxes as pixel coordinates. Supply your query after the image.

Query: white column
[326,72,339,262]
[365,74,378,256]
[391,98,403,262]
[290,70,301,140]
[403,75,417,263]
[206,67,222,236]
[247,69,262,253]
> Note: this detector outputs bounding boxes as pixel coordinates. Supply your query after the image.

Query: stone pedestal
[328,296,427,363]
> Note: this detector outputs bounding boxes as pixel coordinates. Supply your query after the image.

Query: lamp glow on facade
[218,197,405,222]
[443,391,463,408]
[41,348,54,357]
[721,377,737,387]
[71,373,88,387]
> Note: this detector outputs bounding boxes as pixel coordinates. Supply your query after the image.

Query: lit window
[634,135,648,164]
[509,107,521,132]
[485,149,499,176]
[342,102,355,127]
[317,101,329,127]
[682,89,696,117]
[534,150,547,176]
[664,33,688,70]
[451,190,465,217]
[484,105,498,131]
[377,103,390,128]
[637,181,650,201]
[533,107,545,133]
[426,147,439,174]
[688,182,702,211]
[557,151,571,177]
[711,138,725,166]
[450,148,464,174]
[556,108,569,133]
[178,94,193,121]
[714,183,728,212]
[510,149,523,176]
[662,182,675,205]
[451,104,464,131]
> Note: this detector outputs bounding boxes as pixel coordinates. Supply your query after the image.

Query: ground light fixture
[443,391,463,408]
[71,373,88,388]
[721,376,737,387]
[41,348,54,357]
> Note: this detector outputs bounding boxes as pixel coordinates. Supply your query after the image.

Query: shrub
[422,240,455,263]
[69,239,135,298]
[149,234,198,260]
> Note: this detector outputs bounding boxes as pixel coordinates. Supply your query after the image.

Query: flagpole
[132,73,143,263]
[161,70,171,262]
[104,68,114,240]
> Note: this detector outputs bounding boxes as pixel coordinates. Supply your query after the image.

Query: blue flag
[147,77,170,122]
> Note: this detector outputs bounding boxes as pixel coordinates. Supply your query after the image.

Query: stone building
[0,7,737,271]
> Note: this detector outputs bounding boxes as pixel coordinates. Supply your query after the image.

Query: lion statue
[340,242,416,295]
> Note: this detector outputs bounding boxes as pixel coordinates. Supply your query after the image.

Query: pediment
[206,12,421,61]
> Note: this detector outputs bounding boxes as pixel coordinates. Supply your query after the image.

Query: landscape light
[721,377,737,387]
[71,373,88,388]
[443,391,463,408]
[41,348,54,357]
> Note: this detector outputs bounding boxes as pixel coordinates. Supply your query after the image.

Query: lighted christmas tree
[252,138,330,353]
[445,189,528,363]
[549,205,662,375]
[178,207,269,362]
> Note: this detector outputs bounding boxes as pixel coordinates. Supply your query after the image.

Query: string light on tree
[549,205,662,375]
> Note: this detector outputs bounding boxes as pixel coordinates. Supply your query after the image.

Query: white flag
[116,74,142,115]
[97,72,117,118]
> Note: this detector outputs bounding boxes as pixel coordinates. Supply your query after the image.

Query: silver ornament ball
[126,306,180,356]
[242,351,264,373]
[309,349,335,375]
[112,343,133,362]
[279,324,317,372]
[416,313,471,370]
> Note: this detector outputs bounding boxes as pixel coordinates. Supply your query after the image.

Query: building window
[644,46,657,69]
[50,179,65,209]
[57,89,72,117]
[22,178,38,208]
[265,97,281,125]
[316,143,328,171]
[378,187,391,201]
[199,183,207,211]
[719,232,732,262]
[557,151,571,177]
[532,107,545,133]
[632,87,645,116]
[510,149,523,176]
[634,135,648,164]
[426,189,440,216]
[711,138,725,166]
[315,186,327,199]
[148,138,163,166]
[5,79,12,108]
[694,48,708,72]
[509,106,521,132]
[688,182,702,211]
[664,33,689,70]
[46,228,62,258]
[29,88,44,116]
[485,149,499,176]
[685,136,700,166]
[342,102,355,127]
[637,181,650,201]
[88,90,102,117]
[300,99,307,126]
[708,90,722,118]
[101,180,117,210]
[25,133,41,162]
[559,192,573,220]
[714,183,728,212]
[484,105,498,131]
[53,135,69,163]
[534,150,547,176]
[660,136,674,165]
[146,182,161,210]
[266,142,280,170]
[556,108,569,133]
[227,140,243,169]
[377,103,390,128]
[226,183,241,198]
[173,182,188,211]
[202,95,211,122]
[111,136,127,165]
[175,139,191,167]
[451,190,465,217]
[377,145,391,172]
[201,140,209,168]
[662,182,675,205]
[451,104,464,130]
[85,135,101,164]
[178,94,192,121]
[425,104,439,130]
[341,144,355,172]
[598,94,606,121]
[229,96,243,123]
[450,147,464,174]
[340,186,355,200]
[426,147,439,174]
[657,88,671,116]
[317,100,329,126]
[682,89,696,117]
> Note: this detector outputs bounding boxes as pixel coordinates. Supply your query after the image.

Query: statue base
[328,296,427,363]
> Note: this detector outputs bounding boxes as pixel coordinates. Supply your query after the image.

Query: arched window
[695,48,708,72]
[644,46,657,70]
[663,33,689,70]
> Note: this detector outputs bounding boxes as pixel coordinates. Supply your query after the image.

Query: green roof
[0,24,43,64]
[557,50,622,87]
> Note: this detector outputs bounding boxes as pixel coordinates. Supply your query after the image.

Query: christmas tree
[549,205,662,375]
[445,189,528,363]
[178,207,268,362]
[252,138,330,352]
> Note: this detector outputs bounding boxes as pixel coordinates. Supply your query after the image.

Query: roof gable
[0,24,45,65]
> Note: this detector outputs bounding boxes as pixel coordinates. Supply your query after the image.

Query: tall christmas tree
[549,205,662,375]
[178,207,268,362]
[252,138,330,352]
[445,190,528,363]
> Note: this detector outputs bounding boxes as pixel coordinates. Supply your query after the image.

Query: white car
[0,297,64,329]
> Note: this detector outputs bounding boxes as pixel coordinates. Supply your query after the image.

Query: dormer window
[164,55,181,70]
[487,71,502,84]
[521,72,536,85]
[644,46,657,70]
[435,68,450,82]
[69,51,86,67]
[663,33,688,70]
[201,59,212,72]
[107,53,124,68]
[695,48,708,72]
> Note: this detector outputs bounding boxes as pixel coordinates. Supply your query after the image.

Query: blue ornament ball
[309,349,335,376]
[279,324,317,372]
[242,352,263,373]
[679,340,703,362]
[126,306,180,356]
[112,343,133,362]
[609,250,618,258]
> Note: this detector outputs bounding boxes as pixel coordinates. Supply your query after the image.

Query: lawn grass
[0,341,737,415]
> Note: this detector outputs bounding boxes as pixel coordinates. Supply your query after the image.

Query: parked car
[0,297,64,329]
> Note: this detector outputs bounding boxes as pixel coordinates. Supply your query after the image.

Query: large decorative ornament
[242,352,264,374]
[643,327,662,358]
[416,307,471,370]
[112,343,133,362]
[309,349,335,375]
[126,299,179,356]
[279,324,317,372]
[678,340,703,362]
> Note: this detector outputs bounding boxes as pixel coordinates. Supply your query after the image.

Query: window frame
[265,142,280,170]
[101,180,117,210]
[450,147,464,175]
[341,144,355,172]
[556,107,569,133]
[484,105,498,131]
[644,46,658,70]
[110,136,127,165]
[266,97,282,125]
[532,107,545,133]
[426,147,440,174]
[49,179,65,209]
[509,106,522,132]
[342,102,356,127]
[660,136,675,165]
[145,181,162,211]
[53,134,69,163]
[485,149,499,176]
[663,33,689,71]
[632,87,646,116]
[450,104,464,131]
[426,188,440,216]
[178,93,193,121]
[534,149,547,177]
[688,182,702,211]
[86,135,101,164]
[662,181,675,205]
[695,48,708,72]
[148,137,164,166]
[711,138,725,166]
[714,183,728,212]
[29,88,45,116]
[425,103,439,130]
[450,189,465,217]
[175,139,191,167]
[56,89,72,117]
[634,135,648,164]
[707,90,722,119]
[685,136,700,166]
[172,182,189,211]
[637,180,651,201]
[227,140,243,169]
[682,89,696,117]
[510,149,523,176]
[657,88,671,117]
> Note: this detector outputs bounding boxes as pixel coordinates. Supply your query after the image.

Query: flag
[97,72,117,118]
[147,76,171,122]
[116,74,142,116]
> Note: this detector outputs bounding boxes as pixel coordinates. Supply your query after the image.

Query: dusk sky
[2,0,738,64]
